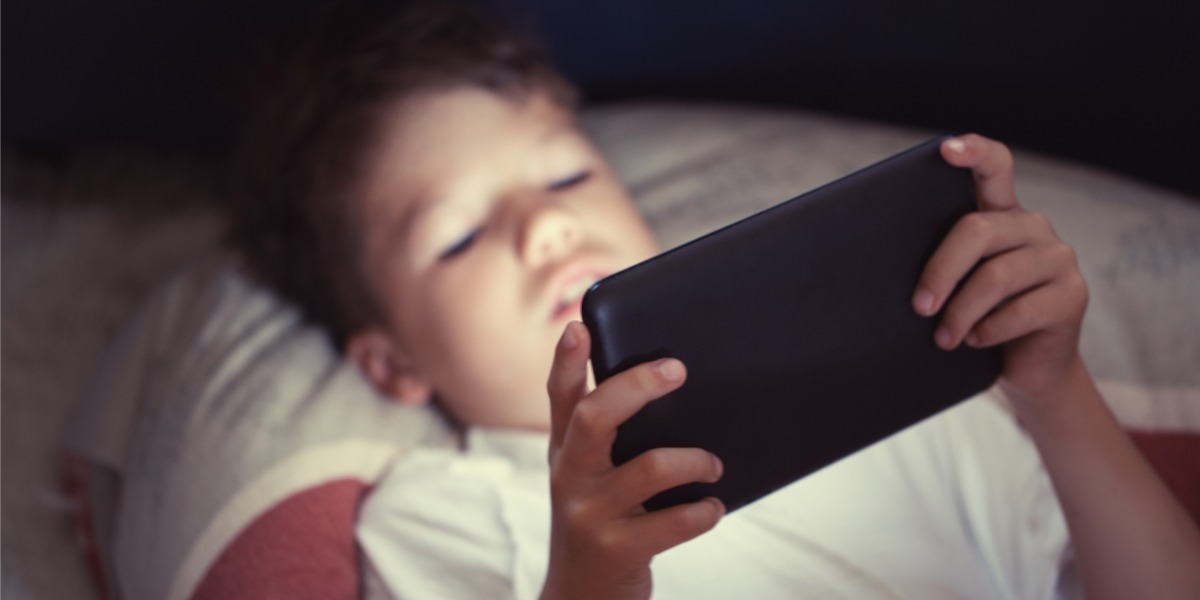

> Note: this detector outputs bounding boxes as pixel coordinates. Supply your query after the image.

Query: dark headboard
[3,0,1197,197]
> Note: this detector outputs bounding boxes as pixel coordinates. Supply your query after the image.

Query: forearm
[1012,358,1200,600]
[540,554,652,600]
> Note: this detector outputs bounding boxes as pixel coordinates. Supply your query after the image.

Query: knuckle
[546,372,580,406]
[960,212,993,241]
[923,260,956,288]
[1026,211,1055,236]
[610,367,649,399]
[995,143,1015,171]
[1048,240,1078,266]
[978,260,1012,291]
[971,320,995,344]
[629,368,657,396]
[1072,271,1090,296]
[665,505,709,538]
[570,400,605,437]
[545,378,564,402]
[592,527,627,559]
[1006,297,1036,325]
[665,510,694,536]
[973,134,1013,168]
[938,303,966,332]
[965,320,996,347]
[627,364,670,398]
[917,266,947,292]
[1066,271,1090,307]
[639,450,672,482]
[561,497,597,532]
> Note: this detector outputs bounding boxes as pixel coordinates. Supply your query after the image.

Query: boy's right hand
[540,321,725,600]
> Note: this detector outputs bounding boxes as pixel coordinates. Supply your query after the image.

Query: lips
[549,263,609,320]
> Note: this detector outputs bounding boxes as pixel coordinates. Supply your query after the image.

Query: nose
[518,201,583,267]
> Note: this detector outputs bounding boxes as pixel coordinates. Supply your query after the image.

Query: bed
[3,102,1198,599]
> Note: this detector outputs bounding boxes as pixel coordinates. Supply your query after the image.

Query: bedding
[2,102,1197,600]
[358,391,1075,599]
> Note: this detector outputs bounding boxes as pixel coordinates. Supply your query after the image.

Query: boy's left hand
[913,134,1090,405]
[540,321,724,600]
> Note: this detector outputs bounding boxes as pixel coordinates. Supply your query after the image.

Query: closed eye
[547,170,592,191]
[439,228,480,261]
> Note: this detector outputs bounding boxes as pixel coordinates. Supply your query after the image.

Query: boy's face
[349,86,658,432]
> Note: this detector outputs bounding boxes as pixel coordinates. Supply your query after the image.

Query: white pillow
[63,254,454,600]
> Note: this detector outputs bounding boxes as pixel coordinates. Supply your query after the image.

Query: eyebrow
[379,117,582,252]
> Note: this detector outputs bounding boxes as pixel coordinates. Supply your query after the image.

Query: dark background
[4,0,1198,197]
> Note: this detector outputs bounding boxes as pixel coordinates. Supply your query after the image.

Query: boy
[230,2,1200,598]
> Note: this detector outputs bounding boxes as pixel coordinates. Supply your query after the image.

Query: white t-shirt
[357,389,1072,599]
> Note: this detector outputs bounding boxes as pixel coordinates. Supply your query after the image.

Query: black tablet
[582,135,1003,513]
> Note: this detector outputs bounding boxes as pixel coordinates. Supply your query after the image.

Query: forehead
[363,87,573,192]
[356,86,578,233]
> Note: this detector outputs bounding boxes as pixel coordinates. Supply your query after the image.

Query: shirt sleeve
[357,450,518,600]
[936,390,1073,600]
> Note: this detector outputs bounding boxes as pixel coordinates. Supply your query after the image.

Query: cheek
[587,186,658,258]
[415,262,558,426]
[417,260,531,377]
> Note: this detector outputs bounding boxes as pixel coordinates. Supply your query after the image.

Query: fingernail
[560,323,578,349]
[935,327,953,349]
[655,358,684,381]
[913,289,937,315]
[947,139,967,154]
[710,454,724,481]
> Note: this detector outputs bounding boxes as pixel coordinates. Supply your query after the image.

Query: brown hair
[228,0,576,345]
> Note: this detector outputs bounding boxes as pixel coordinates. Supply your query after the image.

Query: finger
[548,321,591,451]
[621,497,725,558]
[912,210,1055,316]
[560,358,687,471]
[933,246,1062,349]
[941,133,1020,212]
[964,271,1088,348]
[603,448,723,510]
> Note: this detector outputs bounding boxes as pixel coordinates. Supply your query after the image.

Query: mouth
[551,267,608,320]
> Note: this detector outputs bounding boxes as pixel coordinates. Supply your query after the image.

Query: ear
[344,329,433,406]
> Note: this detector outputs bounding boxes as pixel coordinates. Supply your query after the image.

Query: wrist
[1002,355,1101,435]
[541,548,653,600]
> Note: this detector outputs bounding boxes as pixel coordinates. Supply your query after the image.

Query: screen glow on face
[352,87,659,431]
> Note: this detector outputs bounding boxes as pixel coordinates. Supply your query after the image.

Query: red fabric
[1128,430,1200,524]
[61,452,113,600]
[190,479,370,600]
[67,434,1196,600]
